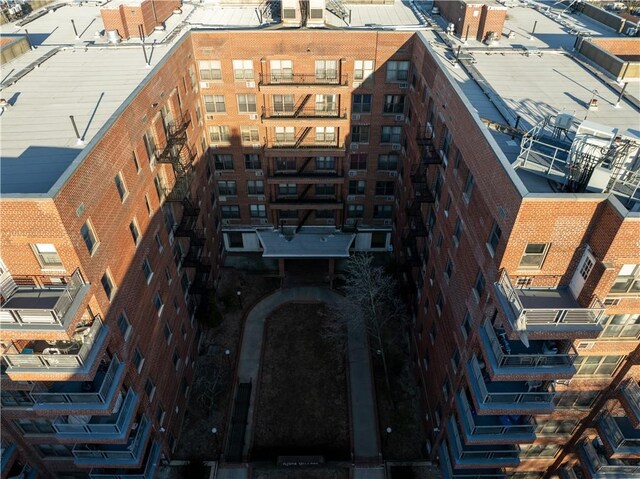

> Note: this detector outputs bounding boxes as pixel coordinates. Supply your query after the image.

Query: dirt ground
[174,269,279,461]
[252,303,350,461]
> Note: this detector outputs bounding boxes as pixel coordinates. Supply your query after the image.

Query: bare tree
[326,253,406,396]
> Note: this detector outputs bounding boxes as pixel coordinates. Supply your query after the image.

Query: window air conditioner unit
[345,219,355,225]
[392,144,402,151]
[210,144,218,149]
[215,171,223,177]
[401,146,406,155]
[384,219,392,225]
[206,115,215,120]
[252,143,261,149]
[257,195,266,201]
[255,171,264,177]
[350,143,359,151]
[200,82,210,89]
[385,196,394,201]
[348,170,357,177]
[395,114,404,122]
[388,171,398,177]
[218,196,227,202]
[246,81,256,88]
[352,82,362,88]
[260,219,268,225]
[399,83,408,89]
[249,114,258,121]
[326,219,334,225]
[347,195,355,201]
[351,114,361,121]
[222,219,230,225]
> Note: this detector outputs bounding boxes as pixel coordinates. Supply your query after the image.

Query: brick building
[434,0,507,41]
[0,1,639,479]
[100,0,181,40]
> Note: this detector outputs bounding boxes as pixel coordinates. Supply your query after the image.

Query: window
[352,94,372,113]
[278,184,297,196]
[165,267,173,284]
[349,180,366,195]
[519,444,560,458]
[163,322,173,343]
[383,95,405,114]
[445,257,453,280]
[154,291,164,316]
[463,171,474,202]
[114,172,128,201]
[555,390,599,408]
[487,222,502,256]
[315,156,335,170]
[245,154,261,170]
[133,348,145,373]
[195,103,202,124]
[373,205,392,218]
[199,60,222,80]
[240,126,259,143]
[315,184,335,196]
[453,217,463,245]
[422,350,429,371]
[143,129,157,164]
[247,180,264,195]
[145,195,153,215]
[519,243,550,269]
[33,243,63,268]
[232,59,253,80]
[276,158,297,171]
[443,195,451,218]
[350,153,367,170]
[129,219,140,245]
[228,232,244,248]
[430,321,438,342]
[132,150,141,173]
[214,154,234,170]
[188,65,196,89]
[315,127,335,143]
[142,258,154,284]
[574,355,622,376]
[610,264,640,296]
[473,271,485,300]
[221,205,240,219]
[315,60,338,81]
[441,125,453,160]
[435,293,444,317]
[204,94,226,113]
[250,204,267,218]
[37,444,73,458]
[375,181,394,196]
[351,125,370,143]
[377,154,398,171]
[315,94,336,113]
[386,60,410,81]
[436,233,443,253]
[354,60,374,81]
[381,126,402,144]
[275,126,295,143]
[270,59,293,82]
[451,350,460,373]
[347,205,364,218]
[81,220,99,255]
[101,270,116,300]
[157,405,166,426]
[536,419,578,436]
[209,125,230,143]
[218,180,237,196]
[145,378,156,401]
[273,94,294,114]
[154,174,165,202]
[117,312,132,341]
[237,94,257,113]
[172,350,181,371]
[601,314,640,338]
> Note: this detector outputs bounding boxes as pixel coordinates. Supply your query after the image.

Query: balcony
[578,438,640,479]
[89,441,161,479]
[558,466,580,479]
[456,391,536,444]
[439,441,506,479]
[597,411,640,457]
[2,316,109,379]
[73,415,151,467]
[52,388,139,441]
[493,270,604,336]
[448,417,520,468]
[479,320,577,379]
[259,72,349,87]
[1,442,17,474]
[620,379,640,428]
[0,268,90,331]
[31,355,125,412]
[466,356,556,414]
[262,105,347,120]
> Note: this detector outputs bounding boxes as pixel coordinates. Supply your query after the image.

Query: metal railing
[0,268,87,325]
[3,316,105,370]
[495,269,605,329]
[469,357,555,405]
[73,416,149,462]
[621,379,640,417]
[262,105,347,119]
[481,320,577,369]
[599,412,640,449]
[457,391,535,436]
[580,439,640,473]
[449,418,520,462]
[53,388,137,436]
[31,356,122,406]
[259,72,349,86]
[89,441,161,479]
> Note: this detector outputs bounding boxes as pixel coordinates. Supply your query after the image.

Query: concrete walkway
[235,287,380,461]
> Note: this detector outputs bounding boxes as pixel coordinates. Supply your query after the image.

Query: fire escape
[156,117,214,317]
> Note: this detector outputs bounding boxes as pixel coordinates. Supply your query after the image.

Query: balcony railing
[597,411,640,453]
[579,438,640,476]
[31,355,125,409]
[448,417,520,467]
[467,356,555,411]
[456,391,536,443]
[262,105,347,119]
[620,379,640,425]
[1,443,17,472]
[89,441,161,479]
[259,72,349,86]
[0,268,89,328]
[439,441,506,479]
[73,415,150,466]
[3,316,108,372]
[494,269,605,333]
[53,388,138,438]
[480,320,577,376]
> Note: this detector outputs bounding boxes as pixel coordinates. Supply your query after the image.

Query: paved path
[235,287,380,461]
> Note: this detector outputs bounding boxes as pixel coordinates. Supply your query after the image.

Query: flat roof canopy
[256,229,355,258]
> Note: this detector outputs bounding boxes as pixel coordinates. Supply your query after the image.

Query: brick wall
[101,0,181,40]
